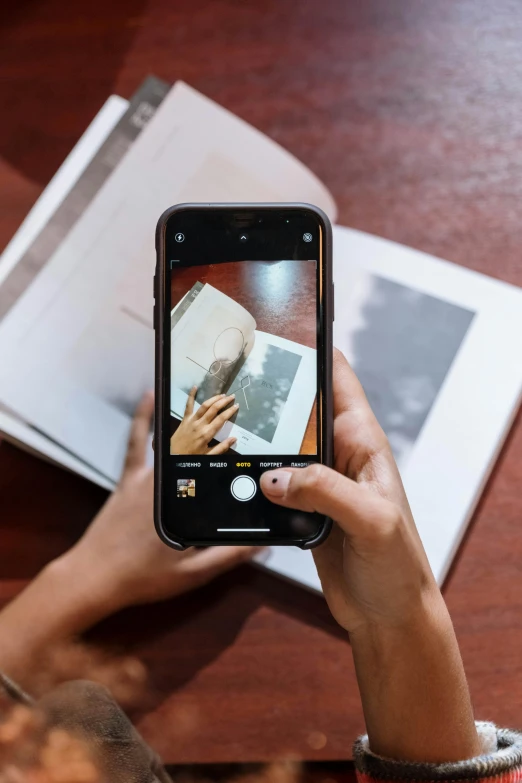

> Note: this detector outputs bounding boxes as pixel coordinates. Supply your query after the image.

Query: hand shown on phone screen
[170,386,238,455]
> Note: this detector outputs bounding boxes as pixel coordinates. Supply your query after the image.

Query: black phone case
[154,202,334,550]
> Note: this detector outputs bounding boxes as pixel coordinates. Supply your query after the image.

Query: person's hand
[261,349,437,636]
[170,386,238,455]
[260,350,480,763]
[65,390,257,611]
[0,393,259,687]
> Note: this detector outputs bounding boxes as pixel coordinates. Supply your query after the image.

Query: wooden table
[1,0,522,767]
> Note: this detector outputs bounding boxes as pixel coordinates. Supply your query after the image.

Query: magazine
[0,78,521,588]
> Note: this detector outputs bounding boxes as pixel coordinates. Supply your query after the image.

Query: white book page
[261,226,522,589]
[0,410,115,490]
[0,96,130,486]
[0,82,336,481]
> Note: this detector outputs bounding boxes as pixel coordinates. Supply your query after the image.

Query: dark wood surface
[1,0,522,766]
[171,260,317,454]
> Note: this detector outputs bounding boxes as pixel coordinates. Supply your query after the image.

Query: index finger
[124,391,154,474]
[332,348,390,468]
[332,350,408,509]
[333,348,378,419]
[184,385,197,417]
[194,393,225,420]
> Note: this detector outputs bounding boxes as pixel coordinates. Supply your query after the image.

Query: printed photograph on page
[336,266,475,467]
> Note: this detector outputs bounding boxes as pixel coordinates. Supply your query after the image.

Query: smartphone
[154,203,333,549]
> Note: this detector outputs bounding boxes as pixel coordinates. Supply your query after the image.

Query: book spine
[0,77,170,320]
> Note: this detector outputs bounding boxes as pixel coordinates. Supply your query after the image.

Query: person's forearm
[350,593,481,763]
[0,554,116,688]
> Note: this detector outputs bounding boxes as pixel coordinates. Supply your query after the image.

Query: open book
[0,80,334,485]
[170,282,316,454]
[0,78,521,589]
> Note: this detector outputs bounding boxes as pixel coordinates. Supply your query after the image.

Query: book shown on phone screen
[170,281,316,455]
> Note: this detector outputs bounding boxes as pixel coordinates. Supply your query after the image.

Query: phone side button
[332,282,335,321]
[153,304,156,330]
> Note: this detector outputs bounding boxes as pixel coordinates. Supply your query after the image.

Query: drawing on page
[228,374,251,410]
[185,325,248,403]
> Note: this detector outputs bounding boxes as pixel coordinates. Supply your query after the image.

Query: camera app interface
[169,259,317,457]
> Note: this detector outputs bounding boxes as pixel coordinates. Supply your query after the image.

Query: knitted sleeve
[354,723,522,783]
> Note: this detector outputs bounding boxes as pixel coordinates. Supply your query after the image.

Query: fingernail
[229,393,235,399]
[233,403,239,409]
[261,469,291,497]
[230,437,237,443]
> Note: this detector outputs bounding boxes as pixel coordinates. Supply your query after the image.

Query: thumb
[260,465,393,540]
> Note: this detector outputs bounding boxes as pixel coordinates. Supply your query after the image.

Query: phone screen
[156,206,332,546]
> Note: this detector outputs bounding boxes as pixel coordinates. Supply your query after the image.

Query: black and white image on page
[339,266,475,467]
